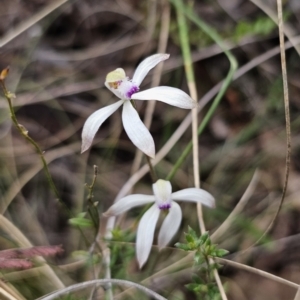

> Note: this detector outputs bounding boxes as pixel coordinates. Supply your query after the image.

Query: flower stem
[0,69,94,249]
[86,165,100,233]
[0,74,61,202]
[146,155,157,183]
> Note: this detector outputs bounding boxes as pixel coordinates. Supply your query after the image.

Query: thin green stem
[174,0,206,234]
[0,78,61,202]
[166,0,238,181]
[86,165,100,233]
[175,2,195,84]
[0,74,93,248]
[146,155,157,183]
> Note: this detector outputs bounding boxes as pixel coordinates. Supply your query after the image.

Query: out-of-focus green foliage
[233,16,277,41]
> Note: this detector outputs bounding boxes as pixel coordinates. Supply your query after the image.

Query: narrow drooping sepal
[158,201,182,249]
[103,194,155,217]
[81,100,124,153]
[132,86,196,109]
[171,188,215,208]
[136,204,160,268]
[132,54,170,86]
[122,101,155,158]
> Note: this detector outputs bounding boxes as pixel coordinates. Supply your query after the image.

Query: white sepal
[132,86,196,109]
[158,202,182,249]
[103,194,155,217]
[171,188,215,208]
[136,204,160,268]
[81,100,124,153]
[132,54,170,86]
[122,101,155,158]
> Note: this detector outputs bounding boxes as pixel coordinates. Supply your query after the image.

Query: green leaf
[187,226,198,240]
[77,212,87,218]
[200,232,209,244]
[185,233,194,244]
[215,249,229,257]
[69,217,93,228]
[191,274,203,284]
[185,283,201,292]
[175,242,191,251]
[194,251,205,265]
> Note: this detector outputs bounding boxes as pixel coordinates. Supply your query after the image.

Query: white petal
[122,101,155,158]
[136,204,160,268]
[131,86,196,109]
[103,194,155,217]
[132,54,170,86]
[171,188,215,208]
[81,100,124,153]
[158,202,182,249]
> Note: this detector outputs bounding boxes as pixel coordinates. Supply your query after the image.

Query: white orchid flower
[103,179,215,268]
[81,54,196,158]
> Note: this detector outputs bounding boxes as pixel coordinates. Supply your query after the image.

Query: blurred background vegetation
[0,0,300,299]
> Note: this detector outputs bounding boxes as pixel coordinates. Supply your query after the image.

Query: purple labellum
[158,203,171,210]
[126,85,139,98]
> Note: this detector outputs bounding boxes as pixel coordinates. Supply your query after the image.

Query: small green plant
[109,228,136,278]
[175,227,228,299]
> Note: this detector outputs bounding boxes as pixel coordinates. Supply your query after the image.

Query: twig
[0,215,64,289]
[174,0,227,298]
[0,0,69,47]
[38,279,167,300]
[167,0,238,181]
[215,257,299,290]
[0,279,25,300]
[250,0,300,55]
[294,288,300,300]
[251,0,291,246]
[174,0,203,230]
[0,71,61,203]
[86,165,100,231]
[0,141,81,214]
[212,169,260,242]
[0,287,19,300]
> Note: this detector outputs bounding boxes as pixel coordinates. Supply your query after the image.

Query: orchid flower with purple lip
[81,54,196,158]
[103,179,215,268]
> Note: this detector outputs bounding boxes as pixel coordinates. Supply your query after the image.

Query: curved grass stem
[39,279,167,300]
